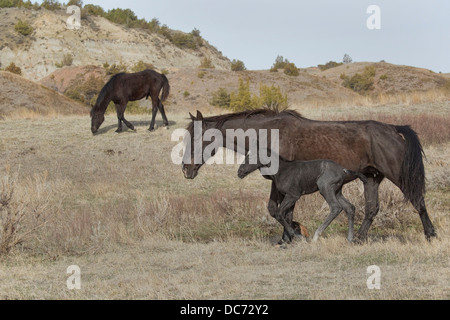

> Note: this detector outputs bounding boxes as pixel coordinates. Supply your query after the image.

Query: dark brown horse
[181,109,436,242]
[90,69,170,134]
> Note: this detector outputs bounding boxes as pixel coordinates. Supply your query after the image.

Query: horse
[90,69,170,134]
[181,109,436,243]
[238,153,368,242]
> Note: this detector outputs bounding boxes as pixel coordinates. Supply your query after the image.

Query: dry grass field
[0,101,449,300]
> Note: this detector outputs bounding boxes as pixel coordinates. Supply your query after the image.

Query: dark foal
[238,155,367,242]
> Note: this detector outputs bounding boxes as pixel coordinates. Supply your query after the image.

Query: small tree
[343,54,352,64]
[211,88,231,108]
[229,78,254,111]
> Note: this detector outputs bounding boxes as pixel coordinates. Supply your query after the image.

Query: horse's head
[181,110,217,179]
[90,104,104,135]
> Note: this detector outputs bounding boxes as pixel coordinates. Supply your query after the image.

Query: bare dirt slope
[0,71,86,119]
[0,7,230,81]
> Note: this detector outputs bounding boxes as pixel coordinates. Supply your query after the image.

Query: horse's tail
[160,74,170,102]
[395,125,426,207]
[343,169,368,184]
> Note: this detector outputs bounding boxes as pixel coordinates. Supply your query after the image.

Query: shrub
[197,71,206,79]
[171,32,198,49]
[83,4,104,16]
[131,60,154,72]
[231,59,246,72]
[229,78,254,111]
[380,74,388,80]
[105,62,127,75]
[341,66,376,94]
[65,74,104,105]
[210,88,231,108]
[199,57,214,69]
[284,62,299,76]
[318,61,343,71]
[104,8,141,28]
[0,0,21,8]
[272,55,289,70]
[40,0,61,10]
[66,0,83,7]
[15,19,33,36]
[5,62,22,75]
[183,91,190,98]
[227,79,289,112]
[0,171,51,256]
[55,53,73,68]
[254,84,288,112]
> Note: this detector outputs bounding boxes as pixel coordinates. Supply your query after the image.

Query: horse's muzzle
[182,162,198,179]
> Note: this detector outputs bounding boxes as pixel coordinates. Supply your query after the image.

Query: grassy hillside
[0,70,86,119]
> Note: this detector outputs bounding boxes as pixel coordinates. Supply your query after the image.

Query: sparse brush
[0,169,52,256]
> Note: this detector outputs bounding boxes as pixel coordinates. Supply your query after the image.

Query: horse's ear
[189,112,196,121]
[196,111,204,121]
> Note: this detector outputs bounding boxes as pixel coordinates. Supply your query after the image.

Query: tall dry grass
[301,88,450,109]
[324,113,450,146]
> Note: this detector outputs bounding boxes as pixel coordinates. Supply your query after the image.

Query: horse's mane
[186,108,304,135]
[92,73,125,113]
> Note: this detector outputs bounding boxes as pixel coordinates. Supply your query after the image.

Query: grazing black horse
[238,154,368,243]
[182,109,436,243]
[90,69,170,134]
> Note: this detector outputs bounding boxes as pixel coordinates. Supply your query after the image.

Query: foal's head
[237,154,263,179]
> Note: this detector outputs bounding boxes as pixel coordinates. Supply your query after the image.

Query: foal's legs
[275,195,300,241]
[313,185,344,242]
[336,191,356,242]
[355,175,384,242]
[267,183,299,243]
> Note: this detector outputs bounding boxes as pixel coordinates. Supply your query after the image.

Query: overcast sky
[61,1,450,72]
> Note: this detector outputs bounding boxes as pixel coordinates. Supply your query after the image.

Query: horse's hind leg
[355,174,384,242]
[158,100,169,127]
[149,96,159,131]
[413,197,437,241]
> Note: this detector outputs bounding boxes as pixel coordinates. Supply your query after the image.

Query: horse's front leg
[116,103,135,132]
